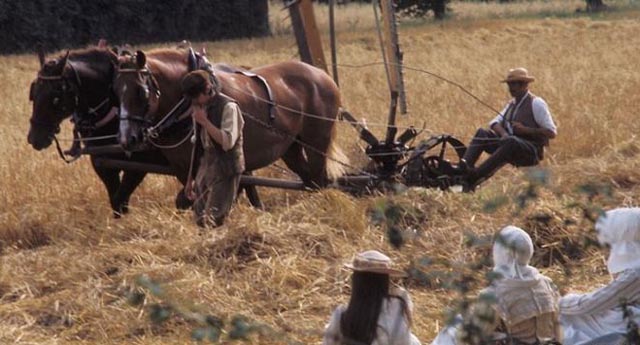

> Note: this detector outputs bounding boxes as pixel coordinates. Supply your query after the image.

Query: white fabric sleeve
[386,289,422,345]
[532,97,557,135]
[559,270,640,316]
[322,306,344,345]
[219,103,243,151]
[488,103,510,128]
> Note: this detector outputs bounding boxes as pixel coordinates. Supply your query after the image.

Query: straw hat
[344,250,407,277]
[501,67,535,83]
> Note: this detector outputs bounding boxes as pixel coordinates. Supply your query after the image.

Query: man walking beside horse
[460,67,557,191]
[183,70,245,227]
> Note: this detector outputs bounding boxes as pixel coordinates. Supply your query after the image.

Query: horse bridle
[30,60,117,134]
[116,65,161,126]
[29,64,80,133]
[30,60,120,163]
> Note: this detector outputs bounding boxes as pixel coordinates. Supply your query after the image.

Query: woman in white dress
[432,226,561,345]
[322,250,421,345]
[559,207,640,345]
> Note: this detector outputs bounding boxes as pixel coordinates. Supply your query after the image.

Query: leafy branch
[127,275,302,344]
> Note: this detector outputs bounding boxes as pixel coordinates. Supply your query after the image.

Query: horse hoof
[112,203,129,218]
[175,190,193,210]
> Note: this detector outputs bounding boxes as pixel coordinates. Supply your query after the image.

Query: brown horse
[27,47,188,216]
[116,49,345,191]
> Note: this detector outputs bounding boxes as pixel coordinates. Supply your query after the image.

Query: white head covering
[492,226,537,279]
[596,207,640,274]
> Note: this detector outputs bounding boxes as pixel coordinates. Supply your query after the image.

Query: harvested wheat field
[2,1,640,344]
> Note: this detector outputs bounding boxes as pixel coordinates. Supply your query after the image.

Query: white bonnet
[492,226,536,279]
[596,207,640,274]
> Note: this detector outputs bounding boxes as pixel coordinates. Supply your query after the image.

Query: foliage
[371,169,628,343]
[128,275,302,344]
[585,0,607,12]
[369,198,427,249]
[395,0,450,19]
[0,0,269,55]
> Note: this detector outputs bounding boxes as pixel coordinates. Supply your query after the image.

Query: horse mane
[146,48,186,61]
[67,47,117,65]
[39,47,117,78]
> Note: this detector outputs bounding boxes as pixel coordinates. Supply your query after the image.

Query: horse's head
[114,50,161,150]
[27,50,79,150]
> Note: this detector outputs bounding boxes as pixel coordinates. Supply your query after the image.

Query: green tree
[586,0,607,12]
[396,0,449,20]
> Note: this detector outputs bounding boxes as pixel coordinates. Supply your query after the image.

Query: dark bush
[0,0,269,55]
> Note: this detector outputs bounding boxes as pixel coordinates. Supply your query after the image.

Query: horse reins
[116,66,161,124]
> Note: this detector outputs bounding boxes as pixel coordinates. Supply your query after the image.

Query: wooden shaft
[329,0,339,86]
[290,0,328,72]
[92,158,175,175]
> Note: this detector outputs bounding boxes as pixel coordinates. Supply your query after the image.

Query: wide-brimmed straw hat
[501,67,535,83]
[344,250,407,277]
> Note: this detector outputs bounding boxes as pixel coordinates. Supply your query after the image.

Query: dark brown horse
[116,49,345,194]
[27,47,188,216]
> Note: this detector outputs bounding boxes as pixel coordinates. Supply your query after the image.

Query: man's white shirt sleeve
[219,103,244,151]
[488,103,511,128]
[532,97,557,135]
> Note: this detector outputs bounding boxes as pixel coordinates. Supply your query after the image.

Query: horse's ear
[37,46,46,68]
[60,50,70,66]
[200,46,207,57]
[135,50,146,69]
[177,40,191,49]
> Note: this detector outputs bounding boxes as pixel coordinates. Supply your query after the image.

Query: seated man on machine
[459,67,557,191]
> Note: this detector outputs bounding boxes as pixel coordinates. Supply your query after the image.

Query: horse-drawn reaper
[26,0,472,220]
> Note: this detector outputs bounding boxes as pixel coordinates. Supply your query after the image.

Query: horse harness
[31,59,120,162]
[116,63,161,127]
[142,50,278,142]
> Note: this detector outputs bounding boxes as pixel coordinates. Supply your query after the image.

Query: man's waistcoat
[202,93,245,177]
[503,93,549,147]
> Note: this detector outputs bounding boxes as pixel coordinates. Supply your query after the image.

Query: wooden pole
[379,0,407,144]
[93,158,176,175]
[288,0,328,72]
[329,0,339,86]
[240,175,306,190]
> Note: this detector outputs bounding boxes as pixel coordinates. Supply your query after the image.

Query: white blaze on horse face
[119,105,131,146]
[118,84,132,146]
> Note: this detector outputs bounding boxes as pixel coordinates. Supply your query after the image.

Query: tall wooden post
[287,0,380,148]
[288,0,328,72]
[329,0,339,86]
[378,0,407,144]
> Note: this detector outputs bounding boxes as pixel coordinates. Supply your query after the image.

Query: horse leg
[303,141,330,188]
[241,171,263,209]
[169,154,192,210]
[300,120,338,188]
[281,142,313,187]
[90,156,123,217]
[113,171,147,215]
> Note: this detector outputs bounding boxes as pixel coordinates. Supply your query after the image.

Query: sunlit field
[2,1,640,343]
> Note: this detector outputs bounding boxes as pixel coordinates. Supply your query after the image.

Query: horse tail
[325,113,348,180]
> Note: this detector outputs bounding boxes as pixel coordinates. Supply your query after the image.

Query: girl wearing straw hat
[322,250,421,345]
[559,208,640,345]
[432,226,561,345]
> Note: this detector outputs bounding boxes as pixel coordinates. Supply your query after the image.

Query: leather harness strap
[232,69,277,122]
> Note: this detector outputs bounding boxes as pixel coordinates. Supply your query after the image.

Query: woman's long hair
[340,271,390,345]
